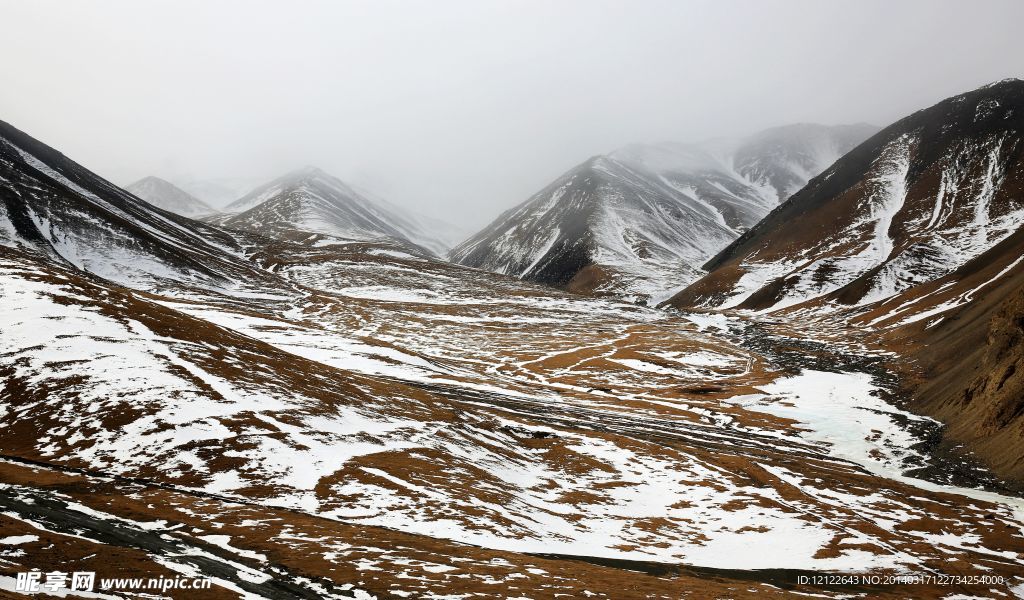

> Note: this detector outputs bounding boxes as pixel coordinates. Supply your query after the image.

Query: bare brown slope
[924,280,1024,480]
[869,226,1024,481]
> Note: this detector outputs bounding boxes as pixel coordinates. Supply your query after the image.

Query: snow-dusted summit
[125,175,218,218]
[215,167,459,256]
[451,124,877,304]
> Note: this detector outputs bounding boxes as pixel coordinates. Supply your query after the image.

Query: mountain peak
[216,168,458,256]
[892,77,1024,140]
[287,165,328,180]
[979,77,1024,90]
[132,175,170,186]
[125,175,217,218]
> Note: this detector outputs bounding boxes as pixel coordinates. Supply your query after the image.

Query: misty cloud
[1,0,1022,228]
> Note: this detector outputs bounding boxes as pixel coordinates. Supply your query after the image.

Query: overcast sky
[1,0,1022,228]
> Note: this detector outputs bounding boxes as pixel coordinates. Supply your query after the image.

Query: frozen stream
[731,369,1024,523]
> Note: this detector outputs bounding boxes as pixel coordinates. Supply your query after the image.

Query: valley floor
[1,234,1023,599]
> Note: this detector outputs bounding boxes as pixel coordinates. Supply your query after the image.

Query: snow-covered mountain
[215,167,458,255]
[0,120,275,289]
[125,175,218,218]
[668,79,1024,315]
[451,124,877,304]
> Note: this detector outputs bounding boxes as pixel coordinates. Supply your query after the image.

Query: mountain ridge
[213,167,457,256]
[125,175,218,218]
[452,123,878,303]
[0,118,275,289]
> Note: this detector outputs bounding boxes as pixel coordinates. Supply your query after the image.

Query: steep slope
[0,119,276,290]
[951,279,1024,477]
[667,79,1024,313]
[452,124,876,304]
[861,226,1024,481]
[216,167,456,255]
[125,175,218,217]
